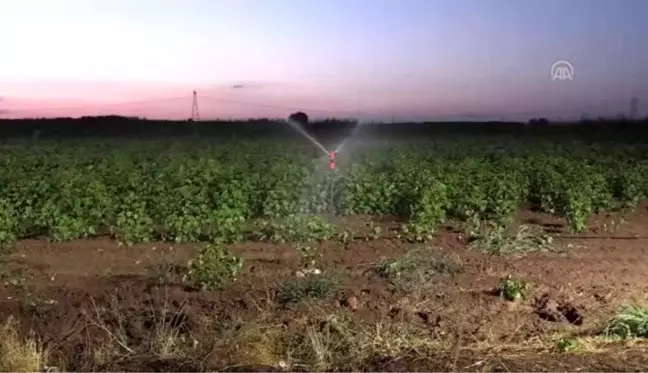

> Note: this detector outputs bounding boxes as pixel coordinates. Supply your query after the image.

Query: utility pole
[188,91,201,137]
[191,91,200,121]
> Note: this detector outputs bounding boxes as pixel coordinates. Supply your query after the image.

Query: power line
[4,95,191,114]
[199,95,362,117]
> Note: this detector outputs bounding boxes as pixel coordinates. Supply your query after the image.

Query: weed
[148,259,184,285]
[469,222,552,255]
[294,242,323,270]
[278,276,338,304]
[336,227,354,245]
[186,243,244,290]
[1,268,29,290]
[498,275,528,301]
[602,304,648,339]
[365,221,382,240]
[555,337,579,353]
[373,248,462,292]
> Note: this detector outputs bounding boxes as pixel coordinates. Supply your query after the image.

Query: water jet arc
[285,118,329,156]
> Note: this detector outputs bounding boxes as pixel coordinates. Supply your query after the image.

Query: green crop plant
[397,169,449,242]
[253,214,335,243]
[260,164,310,218]
[112,194,155,246]
[39,170,112,241]
[616,163,648,208]
[338,164,403,215]
[0,136,645,245]
[0,199,18,246]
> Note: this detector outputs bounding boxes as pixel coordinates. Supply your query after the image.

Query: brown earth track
[2,206,648,371]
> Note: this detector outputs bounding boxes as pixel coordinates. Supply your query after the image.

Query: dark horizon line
[2,114,645,125]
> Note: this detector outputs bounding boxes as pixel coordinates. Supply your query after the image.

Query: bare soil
[2,206,648,371]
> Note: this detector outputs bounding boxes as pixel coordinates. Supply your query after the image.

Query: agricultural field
[1,135,648,371]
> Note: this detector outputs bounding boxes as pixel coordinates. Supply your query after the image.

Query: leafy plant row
[1,139,647,245]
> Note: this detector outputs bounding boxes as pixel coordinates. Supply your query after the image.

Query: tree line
[0,111,646,141]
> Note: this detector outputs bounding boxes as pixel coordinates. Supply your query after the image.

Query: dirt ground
[2,206,648,371]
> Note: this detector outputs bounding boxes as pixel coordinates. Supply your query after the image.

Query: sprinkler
[328,150,337,171]
[284,115,365,173]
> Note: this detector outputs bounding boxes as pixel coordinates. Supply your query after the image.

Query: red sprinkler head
[328,151,336,170]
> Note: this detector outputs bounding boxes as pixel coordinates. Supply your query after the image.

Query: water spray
[284,115,364,216]
[334,120,364,154]
[284,117,365,172]
[286,118,329,157]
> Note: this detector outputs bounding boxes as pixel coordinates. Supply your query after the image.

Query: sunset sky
[1,0,648,121]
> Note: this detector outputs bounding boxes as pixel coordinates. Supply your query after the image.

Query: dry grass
[278,310,446,371]
[184,275,648,371]
[5,296,648,372]
[197,299,447,371]
[147,289,193,360]
[76,288,199,369]
[0,316,49,372]
[372,247,463,292]
[211,320,291,370]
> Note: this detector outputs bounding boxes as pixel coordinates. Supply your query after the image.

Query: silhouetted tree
[1,114,648,140]
[528,117,549,126]
[288,111,308,125]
